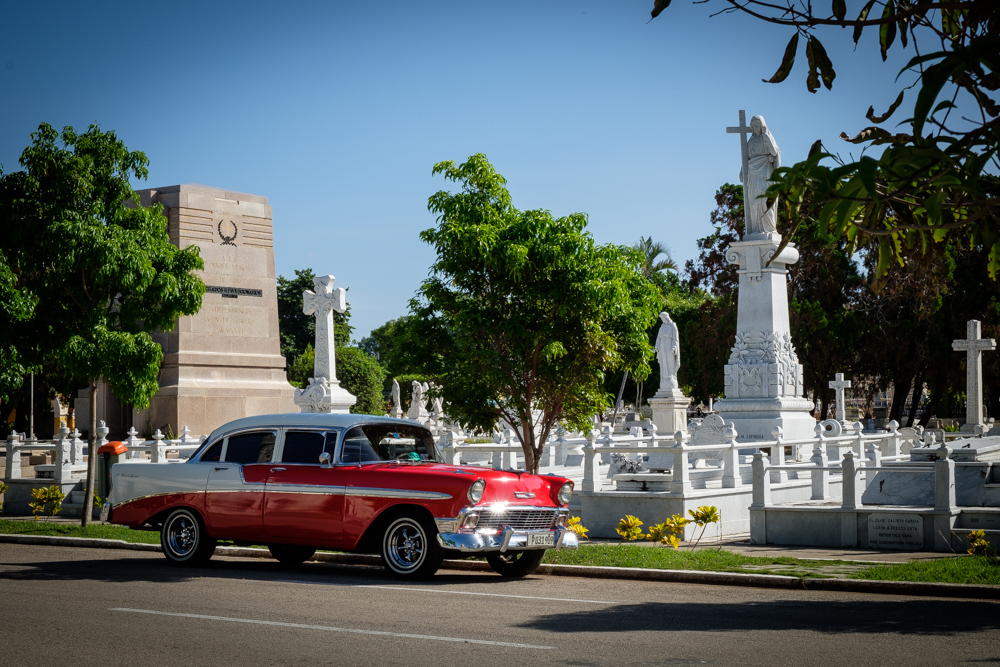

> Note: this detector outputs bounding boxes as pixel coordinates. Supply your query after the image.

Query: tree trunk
[81,378,97,527]
[906,370,925,427]
[888,373,914,425]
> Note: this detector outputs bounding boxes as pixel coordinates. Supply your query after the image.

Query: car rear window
[225,431,277,464]
[282,430,337,464]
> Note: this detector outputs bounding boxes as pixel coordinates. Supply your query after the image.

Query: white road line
[273,579,614,605]
[109,608,553,650]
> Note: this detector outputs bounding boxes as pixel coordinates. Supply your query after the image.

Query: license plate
[526,532,555,547]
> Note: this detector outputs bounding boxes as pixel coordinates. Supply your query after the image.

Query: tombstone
[953,319,996,432]
[390,379,403,419]
[408,381,429,421]
[293,275,357,413]
[715,111,816,441]
[112,185,297,436]
[829,373,852,424]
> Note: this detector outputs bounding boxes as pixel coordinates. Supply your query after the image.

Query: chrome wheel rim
[385,519,425,572]
[166,513,198,558]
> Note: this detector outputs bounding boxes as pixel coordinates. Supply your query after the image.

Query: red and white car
[103,413,578,578]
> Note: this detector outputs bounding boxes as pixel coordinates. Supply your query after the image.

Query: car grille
[475,508,558,531]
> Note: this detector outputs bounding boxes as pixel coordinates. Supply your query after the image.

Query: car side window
[200,439,223,462]
[340,426,380,464]
[281,430,328,464]
[225,431,277,464]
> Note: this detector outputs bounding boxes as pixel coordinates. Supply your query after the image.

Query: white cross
[726,110,752,233]
[303,275,347,382]
[829,373,852,423]
[952,320,996,427]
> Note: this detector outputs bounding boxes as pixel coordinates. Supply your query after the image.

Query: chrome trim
[345,487,452,500]
[437,528,579,552]
[499,526,514,553]
[513,492,535,499]
[264,484,347,495]
[111,491,179,511]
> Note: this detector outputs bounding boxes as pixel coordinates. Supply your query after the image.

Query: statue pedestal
[648,391,691,437]
[716,237,816,442]
[294,378,356,414]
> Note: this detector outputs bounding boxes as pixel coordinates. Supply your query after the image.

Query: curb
[2,533,998,600]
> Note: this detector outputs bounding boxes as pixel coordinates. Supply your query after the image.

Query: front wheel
[486,550,545,578]
[268,544,317,565]
[160,508,217,567]
[380,512,443,579]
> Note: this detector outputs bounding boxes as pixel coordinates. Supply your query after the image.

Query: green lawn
[3,519,997,586]
[850,556,1000,586]
[0,519,160,544]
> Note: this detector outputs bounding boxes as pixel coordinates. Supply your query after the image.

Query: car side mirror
[319,452,332,468]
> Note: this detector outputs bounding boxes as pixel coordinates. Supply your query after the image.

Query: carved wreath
[218,219,238,246]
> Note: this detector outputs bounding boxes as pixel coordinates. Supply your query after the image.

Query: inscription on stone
[206,285,263,299]
[867,513,923,550]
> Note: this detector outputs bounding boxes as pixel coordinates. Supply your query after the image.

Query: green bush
[287,345,387,415]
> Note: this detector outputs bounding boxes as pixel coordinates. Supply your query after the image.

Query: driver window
[224,431,276,464]
[340,426,379,464]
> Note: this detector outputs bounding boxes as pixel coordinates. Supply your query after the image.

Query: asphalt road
[2,544,999,667]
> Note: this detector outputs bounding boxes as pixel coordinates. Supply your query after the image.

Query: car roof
[204,413,427,443]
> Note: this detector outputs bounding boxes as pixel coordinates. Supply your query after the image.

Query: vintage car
[103,413,578,578]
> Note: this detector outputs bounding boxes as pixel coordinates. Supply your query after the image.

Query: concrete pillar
[581,430,597,492]
[841,451,863,510]
[722,423,741,488]
[770,426,787,483]
[811,445,829,500]
[670,432,690,493]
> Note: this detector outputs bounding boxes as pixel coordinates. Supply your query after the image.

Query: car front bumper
[437,527,579,552]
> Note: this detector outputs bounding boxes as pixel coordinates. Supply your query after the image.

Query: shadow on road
[0,552,497,587]
[516,599,1000,636]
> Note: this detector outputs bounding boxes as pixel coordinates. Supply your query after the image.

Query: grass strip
[542,543,845,578]
[851,556,1000,586]
[0,519,160,544]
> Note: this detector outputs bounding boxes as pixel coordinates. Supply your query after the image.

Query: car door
[204,429,276,538]
[263,429,345,546]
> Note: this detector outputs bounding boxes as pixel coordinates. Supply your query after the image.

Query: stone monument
[126,184,297,435]
[953,319,996,432]
[829,373,852,425]
[714,112,816,441]
[293,275,357,413]
[647,311,691,436]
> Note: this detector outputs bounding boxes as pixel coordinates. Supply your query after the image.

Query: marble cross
[829,373,852,422]
[952,320,996,427]
[303,275,347,382]
[726,110,752,232]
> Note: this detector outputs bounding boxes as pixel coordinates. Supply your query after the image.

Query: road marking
[273,580,614,604]
[109,608,553,649]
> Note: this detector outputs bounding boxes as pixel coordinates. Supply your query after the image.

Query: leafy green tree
[286,344,387,415]
[650,1,999,285]
[632,236,677,278]
[277,268,352,364]
[412,154,662,472]
[0,123,205,525]
[358,315,425,383]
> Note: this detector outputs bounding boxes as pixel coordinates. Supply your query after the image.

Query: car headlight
[467,478,486,504]
[557,482,573,506]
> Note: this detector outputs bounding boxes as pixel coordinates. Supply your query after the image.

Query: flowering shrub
[616,515,645,541]
[29,485,64,520]
[967,529,997,558]
[566,516,589,540]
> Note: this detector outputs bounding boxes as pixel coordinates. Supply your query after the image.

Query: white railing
[3,422,207,487]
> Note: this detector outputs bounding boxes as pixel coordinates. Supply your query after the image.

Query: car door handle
[270,467,286,472]
[214,466,229,471]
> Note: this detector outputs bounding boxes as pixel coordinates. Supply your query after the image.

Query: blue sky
[1,1,912,340]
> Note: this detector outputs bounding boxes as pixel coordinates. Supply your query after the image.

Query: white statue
[407,381,429,420]
[654,311,681,392]
[390,379,402,418]
[739,115,781,236]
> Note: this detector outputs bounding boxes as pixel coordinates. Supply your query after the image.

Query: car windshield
[340,423,441,464]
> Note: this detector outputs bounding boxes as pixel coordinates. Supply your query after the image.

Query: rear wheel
[160,508,217,567]
[380,512,443,579]
[486,550,545,578]
[268,544,317,565]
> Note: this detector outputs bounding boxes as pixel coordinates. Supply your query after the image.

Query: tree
[358,315,425,382]
[412,154,662,472]
[650,1,999,285]
[0,123,205,525]
[287,344,387,415]
[632,236,678,278]
[277,268,352,364]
